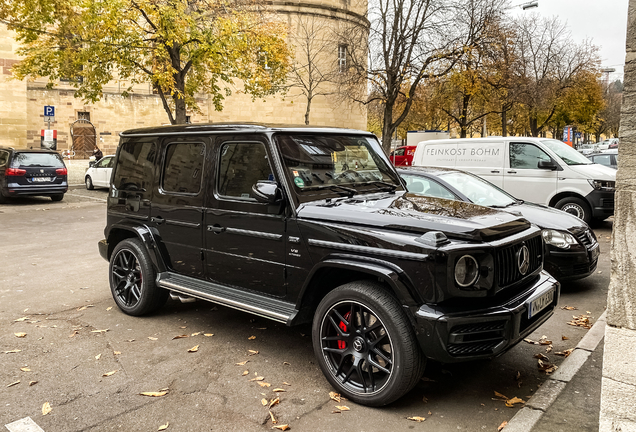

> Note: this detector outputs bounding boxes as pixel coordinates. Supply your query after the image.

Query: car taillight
[56,168,67,175]
[5,168,26,176]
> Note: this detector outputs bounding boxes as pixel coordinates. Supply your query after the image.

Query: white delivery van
[412,137,616,224]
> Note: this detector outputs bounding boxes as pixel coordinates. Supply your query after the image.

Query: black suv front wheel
[109,238,168,316]
[312,282,425,406]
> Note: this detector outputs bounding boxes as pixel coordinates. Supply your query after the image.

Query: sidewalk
[504,312,606,432]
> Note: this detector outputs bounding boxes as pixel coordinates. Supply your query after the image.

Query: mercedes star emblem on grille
[517,245,530,275]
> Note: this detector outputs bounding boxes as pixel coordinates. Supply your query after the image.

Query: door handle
[207,225,226,233]
[491,170,500,173]
[151,216,165,225]
[507,170,517,174]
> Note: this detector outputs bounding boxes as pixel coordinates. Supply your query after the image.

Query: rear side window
[11,153,64,168]
[218,142,273,200]
[591,154,612,167]
[113,141,156,191]
[162,142,204,194]
[509,143,550,169]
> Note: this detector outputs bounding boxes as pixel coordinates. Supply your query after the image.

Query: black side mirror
[89,161,96,168]
[537,160,557,170]
[252,181,282,204]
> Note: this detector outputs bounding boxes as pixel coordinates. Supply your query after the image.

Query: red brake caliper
[337,311,351,349]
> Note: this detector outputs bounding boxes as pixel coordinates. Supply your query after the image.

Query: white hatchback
[85,155,115,190]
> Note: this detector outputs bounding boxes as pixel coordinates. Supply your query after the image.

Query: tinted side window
[0,151,8,166]
[592,154,612,167]
[113,141,156,190]
[96,157,112,168]
[162,143,204,194]
[402,174,457,200]
[509,143,551,169]
[218,142,273,199]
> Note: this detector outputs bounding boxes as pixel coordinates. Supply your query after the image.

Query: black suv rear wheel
[109,238,169,316]
[312,282,425,406]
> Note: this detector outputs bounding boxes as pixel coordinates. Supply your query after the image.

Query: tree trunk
[173,96,187,124]
[381,104,395,155]
[529,116,539,137]
[304,94,312,125]
[501,106,507,137]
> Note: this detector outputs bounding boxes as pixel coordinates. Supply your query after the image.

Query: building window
[78,112,90,121]
[338,45,347,73]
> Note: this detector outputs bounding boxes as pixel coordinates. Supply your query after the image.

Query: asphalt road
[0,190,612,432]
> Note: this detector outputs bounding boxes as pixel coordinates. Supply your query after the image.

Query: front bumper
[544,244,599,281]
[414,271,559,363]
[586,189,615,219]
[98,239,109,261]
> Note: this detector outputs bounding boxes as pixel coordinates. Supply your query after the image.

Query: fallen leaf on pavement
[272,425,290,431]
[7,381,20,387]
[95,354,101,360]
[537,359,558,374]
[103,370,118,377]
[140,391,168,397]
[204,334,214,337]
[20,367,31,372]
[259,382,271,388]
[494,391,508,400]
[539,335,552,345]
[562,335,569,340]
[172,335,188,340]
[283,382,291,386]
[523,338,539,345]
[77,305,94,311]
[148,337,158,341]
[248,350,259,356]
[14,332,27,338]
[69,331,79,338]
[262,398,268,406]
[91,329,109,333]
[336,405,350,411]
[114,351,121,355]
[188,345,199,353]
[248,336,256,340]
[249,376,265,382]
[545,345,553,353]
[498,421,508,431]
[505,397,525,407]
[106,307,112,311]
[329,391,342,402]
[191,332,203,336]
[158,422,169,431]
[236,360,249,366]
[568,315,592,329]
[407,416,426,422]
[533,353,549,361]
[14,317,29,322]
[555,348,574,358]
[273,388,286,392]
[242,371,249,376]
[42,402,51,415]
[283,362,291,366]
[269,397,280,408]
[560,306,577,311]
[269,411,277,424]
[29,381,38,386]
[4,349,21,354]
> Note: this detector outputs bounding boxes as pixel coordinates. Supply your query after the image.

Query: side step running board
[156,272,296,324]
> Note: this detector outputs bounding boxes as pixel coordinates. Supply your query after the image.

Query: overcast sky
[512,0,629,80]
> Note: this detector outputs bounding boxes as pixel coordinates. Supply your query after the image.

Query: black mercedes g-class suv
[99,124,559,406]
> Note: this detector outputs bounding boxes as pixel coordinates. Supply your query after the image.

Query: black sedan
[398,166,600,282]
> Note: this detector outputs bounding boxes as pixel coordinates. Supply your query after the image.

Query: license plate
[528,288,555,319]
[589,243,600,261]
[33,177,51,182]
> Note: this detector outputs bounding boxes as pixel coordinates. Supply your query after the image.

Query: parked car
[98,123,559,406]
[389,145,416,166]
[0,146,68,203]
[587,149,618,170]
[399,166,600,281]
[85,155,115,189]
[597,138,619,150]
[412,137,616,224]
[577,143,600,156]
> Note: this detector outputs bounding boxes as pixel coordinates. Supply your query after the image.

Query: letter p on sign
[44,106,55,117]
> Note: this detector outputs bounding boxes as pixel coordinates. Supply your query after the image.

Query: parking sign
[44,106,55,117]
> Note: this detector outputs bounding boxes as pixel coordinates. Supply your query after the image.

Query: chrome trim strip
[165,220,201,228]
[157,280,290,323]
[225,228,283,241]
[308,239,427,261]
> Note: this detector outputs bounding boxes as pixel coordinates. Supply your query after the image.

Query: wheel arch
[105,224,169,273]
[548,191,588,208]
[289,257,421,326]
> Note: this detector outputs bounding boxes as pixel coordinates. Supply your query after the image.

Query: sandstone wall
[0,25,27,148]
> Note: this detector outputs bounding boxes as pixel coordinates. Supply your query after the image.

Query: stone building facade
[0,0,367,155]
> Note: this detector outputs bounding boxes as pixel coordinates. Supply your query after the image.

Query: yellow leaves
[77,305,94,311]
[269,397,280,408]
[91,329,109,333]
[69,330,79,338]
[493,391,525,407]
[561,305,577,310]
[568,315,593,329]
[555,348,574,358]
[95,354,102,360]
[4,349,21,354]
[103,370,118,377]
[272,425,290,431]
[329,391,342,403]
[187,345,199,353]
[272,388,286,393]
[172,335,188,340]
[148,337,158,341]
[14,317,29,322]
[407,416,426,422]
[248,350,259,356]
[538,359,558,374]
[191,332,203,337]
[269,411,277,424]
[242,371,249,376]
[20,367,31,372]
[14,332,27,338]
[248,336,256,340]
[140,391,169,397]
[498,421,508,431]
[158,422,169,431]
[42,402,52,415]
[262,398,268,406]
[236,360,249,366]
[106,307,112,311]
[334,406,350,411]
[562,335,569,340]
[7,380,20,388]
[29,380,38,386]
[204,334,214,337]
[249,376,265,382]
[258,382,271,388]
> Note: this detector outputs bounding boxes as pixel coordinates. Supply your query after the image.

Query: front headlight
[455,255,480,287]
[588,179,615,191]
[542,229,579,249]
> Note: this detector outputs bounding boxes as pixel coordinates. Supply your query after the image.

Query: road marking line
[5,417,46,432]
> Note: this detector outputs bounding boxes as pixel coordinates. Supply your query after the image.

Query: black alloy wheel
[109,238,168,316]
[313,282,425,406]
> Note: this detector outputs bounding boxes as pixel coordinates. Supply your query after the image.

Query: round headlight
[455,255,479,287]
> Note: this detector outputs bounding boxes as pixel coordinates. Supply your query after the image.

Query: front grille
[574,229,593,247]
[447,320,507,357]
[495,235,542,288]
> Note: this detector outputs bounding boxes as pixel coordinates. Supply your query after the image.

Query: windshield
[275,133,403,202]
[11,152,65,168]
[541,139,592,165]
[439,171,517,207]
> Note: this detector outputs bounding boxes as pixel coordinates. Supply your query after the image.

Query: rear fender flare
[106,223,169,273]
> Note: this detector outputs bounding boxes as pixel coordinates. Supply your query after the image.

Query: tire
[85,175,94,190]
[0,192,6,204]
[109,238,169,316]
[555,197,592,224]
[50,194,64,202]
[312,281,425,406]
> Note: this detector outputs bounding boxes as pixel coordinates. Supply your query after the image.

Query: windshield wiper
[361,180,398,192]
[490,202,517,208]
[303,184,358,197]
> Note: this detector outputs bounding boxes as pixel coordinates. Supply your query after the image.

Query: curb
[502,310,607,432]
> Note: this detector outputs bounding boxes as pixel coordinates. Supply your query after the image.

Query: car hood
[567,163,616,180]
[297,193,531,242]
[502,202,588,232]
